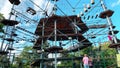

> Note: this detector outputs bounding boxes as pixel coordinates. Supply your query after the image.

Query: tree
[13,41,50,68]
[57,52,77,67]
[18,46,33,68]
[0,13,5,33]
[56,41,118,68]
[0,13,4,20]
[79,46,93,56]
[97,42,117,67]
[0,13,5,67]
[12,46,34,68]
[80,42,117,68]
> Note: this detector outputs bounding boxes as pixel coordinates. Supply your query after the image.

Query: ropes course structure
[0,0,119,68]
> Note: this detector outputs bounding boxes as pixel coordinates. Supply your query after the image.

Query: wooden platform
[109,38,120,48]
[0,51,9,55]
[33,15,91,50]
[109,43,120,48]
[99,10,114,19]
[0,19,19,26]
[44,46,63,53]
[9,0,20,5]
[35,15,88,36]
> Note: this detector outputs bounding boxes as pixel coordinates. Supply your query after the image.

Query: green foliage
[80,46,93,55]
[10,64,18,68]
[0,13,5,20]
[19,46,33,67]
[100,42,117,56]
[13,41,118,68]
[12,46,34,68]
[89,42,117,67]
[58,42,117,67]
[0,13,5,33]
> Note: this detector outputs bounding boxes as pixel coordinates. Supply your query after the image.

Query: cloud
[112,0,120,7]
[33,0,54,16]
[0,0,54,19]
[18,40,26,44]
[0,0,12,19]
[0,0,5,10]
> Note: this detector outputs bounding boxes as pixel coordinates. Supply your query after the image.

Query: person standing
[89,57,93,68]
[82,54,89,68]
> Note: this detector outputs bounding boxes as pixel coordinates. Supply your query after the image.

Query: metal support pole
[100,0,120,53]
[55,51,57,68]
[40,53,43,68]
[54,20,57,46]
[40,21,45,68]
[0,2,15,68]
[73,19,82,68]
[80,62,83,68]
[12,53,15,65]
[0,1,15,51]
[54,20,57,68]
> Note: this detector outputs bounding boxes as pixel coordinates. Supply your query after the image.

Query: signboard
[116,54,120,67]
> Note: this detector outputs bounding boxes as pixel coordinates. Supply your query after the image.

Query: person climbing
[108,34,113,43]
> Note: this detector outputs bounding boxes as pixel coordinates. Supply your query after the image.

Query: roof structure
[33,14,92,50]
[35,15,88,35]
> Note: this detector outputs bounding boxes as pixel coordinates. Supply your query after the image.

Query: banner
[116,54,120,67]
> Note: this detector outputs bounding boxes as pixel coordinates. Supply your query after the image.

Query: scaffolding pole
[40,20,45,68]
[54,20,57,68]
[100,0,120,53]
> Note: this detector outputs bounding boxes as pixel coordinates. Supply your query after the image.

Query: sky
[0,0,55,56]
[107,0,120,38]
[0,0,120,55]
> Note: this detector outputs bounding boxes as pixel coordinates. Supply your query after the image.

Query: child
[89,57,93,68]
